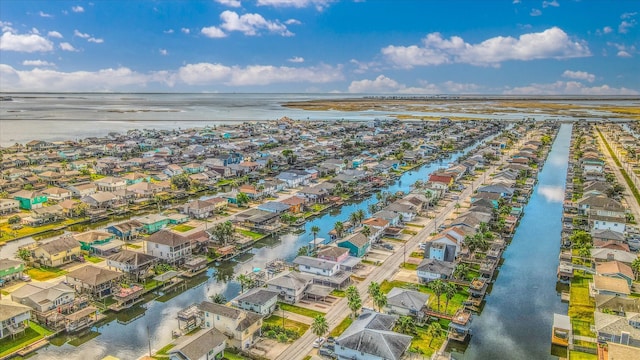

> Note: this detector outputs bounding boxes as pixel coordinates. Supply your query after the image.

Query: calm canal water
[30,134,497,360]
[455,123,572,359]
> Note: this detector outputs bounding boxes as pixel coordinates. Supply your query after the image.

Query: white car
[312,337,325,348]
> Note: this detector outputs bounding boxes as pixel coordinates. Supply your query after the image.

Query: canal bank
[452,123,573,359]
[25,132,501,360]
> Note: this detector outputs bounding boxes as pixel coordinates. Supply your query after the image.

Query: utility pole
[147,325,152,357]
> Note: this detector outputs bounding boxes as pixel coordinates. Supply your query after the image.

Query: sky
[0,0,638,94]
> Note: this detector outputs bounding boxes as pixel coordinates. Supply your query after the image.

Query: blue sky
[0,0,638,94]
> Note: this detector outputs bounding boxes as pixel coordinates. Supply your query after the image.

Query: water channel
[26,133,498,360]
[454,123,572,360]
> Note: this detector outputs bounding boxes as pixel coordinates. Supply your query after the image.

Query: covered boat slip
[109,285,145,311]
[64,306,102,333]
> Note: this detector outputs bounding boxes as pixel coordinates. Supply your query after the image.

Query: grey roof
[477,184,514,195]
[592,229,625,242]
[317,246,349,260]
[595,311,640,339]
[199,301,244,319]
[338,233,369,248]
[336,310,411,360]
[417,258,455,277]
[39,236,79,255]
[235,288,279,306]
[169,327,226,360]
[293,256,339,271]
[0,299,31,321]
[107,250,156,267]
[591,249,637,263]
[595,295,640,313]
[11,282,74,305]
[386,287,430,311]
[267,271,312,291]
[0,258,23,272]
[257,201,291,212]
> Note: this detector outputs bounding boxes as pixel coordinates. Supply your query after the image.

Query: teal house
[138,214,170,234]
[0,259,24,282]
[74,230,117,253]
[337,232,370,258]
[12,190,47,210]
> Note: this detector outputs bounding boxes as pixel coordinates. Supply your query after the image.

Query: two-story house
[293,256,340,277]
[65,265,123,299]
[144,229,192,265]
[33,236,82,267]
[0,258,24,283]
[12,190,47,210]
[232,288,279,316]
[198,301,263,350]
[266,271,313,304]
[11,282,75,313]
[0,299,31,340]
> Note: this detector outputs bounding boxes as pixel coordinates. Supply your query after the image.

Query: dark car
[318,348,335,359]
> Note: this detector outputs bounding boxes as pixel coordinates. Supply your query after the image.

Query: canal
[454,123,572,360]
[28,134,499,360]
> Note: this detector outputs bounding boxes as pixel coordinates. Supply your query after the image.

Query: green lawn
[85,254,104,263]
[380,280,467,315]
[569,274,596,337]
[0,322,53,357]
[409,251,424,259]
[401,262,418,270]
[172,224,195,232]
[222,350,251,360]
[408,324,446,356]
[263,315,309,337]
[154,343,175,356]
[329,316,353,337]
[124,243,142,249]
[279,303,325,318]
[237,229,264,240]
[331,289,346,297]
[569,350,597,360]
[26,266,68,281]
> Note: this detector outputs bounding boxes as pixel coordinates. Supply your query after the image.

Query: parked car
[318,348,335,359]
[382,243,394,250]
[0,279,5,287]
[312,337,325,348]
[21,274,31,282]
[418,242,426,250]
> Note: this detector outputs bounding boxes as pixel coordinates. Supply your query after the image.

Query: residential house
[107,220,144,241]
[65,265,123,299]
[81,192,119,208]
[0,259,24,282]
[337,233,370,257]
[293,256,340,277]
[198,301,263,350]
[594,311,640,347]
[361,217,389,242]
[384,287,430,318]
[596,261,635,287]
[95,177,127,192]
[40,187,73,201]
[0,299,31,340]
[127,181,161,198]
[416,258,455,283]
[280,196,305,213]
[33,236,82,267]
[184,200,220,219]
[257,201,290,214]
[168,327,227,360]
[138,214,170,234]
[592,275,631,297]
[266,271,313,304]
[427,174,454,191]
[74,230,121,255]
[0,199,19,214]
[317,246,350,263]
[144,229,192,265]
[107,250,157,281]
[12,190,47,210]
[335,310,412,360]
[476,184,515,198]
[591,249,638,265]
[384,202,417,222]
[11,282,75,313]
[68,183,97,198]
[164,164,184,177]
[232,288,279,316]
[277,171,311,188]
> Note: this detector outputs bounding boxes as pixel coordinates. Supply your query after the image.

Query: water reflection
[538,185,565,203]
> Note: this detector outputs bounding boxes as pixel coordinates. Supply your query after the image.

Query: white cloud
[539,185,564,202]
[22,60,55,67]
[1,21,15,33]
[72,6,84,13]
[504,81,638,95]
[257,0,335,11]
[513,0,521,4]
[348,75,403,93]
[608,42,636,57]
[31,28,40,35]
[617,51,632,57]
[218,10,293,36]
[619,20,636,34]
[530,9,542,16]
[381,27,590,68]
[39,11,53,18]
[288,56,304,63]
[542,0,559,8]
[215,0,242,7]
[159,49,168,56]
[74,29,90,38]
[621,12,637,19]
[285,19,301,25]
[561,70,595,83]
[349,59,381,74]
[47,31,63,38]
[59,42,77,51]
[163,29,174,34]
[88,37,104,43]
[0,32,54,52]
[603,26,613,34]
[181,28,191,34]
[201,26,227,38]
[442,81,481,93]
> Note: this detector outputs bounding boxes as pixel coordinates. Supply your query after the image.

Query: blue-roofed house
[257,201,291,214]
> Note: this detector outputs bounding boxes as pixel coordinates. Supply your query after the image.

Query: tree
[428,279,446,312]
[569,230,592,248]
[577,244,592,265]
[211,293,227,304]
[211,221,235,245]
[396,316,416,335]
[373,292,388,313]
[426,322,442,347]
[8,215,21,225]
[236,192,250,207]
[368,282,381,299]
[334,221,345,238]
[17,248,31,262]
[236,274,253,293]
[311,315,329,341]
[356,209,365,224]
[453,263,470,280]
[346,285,362,318]
[171,173,191,190]
[349,212,359,225]
[632,258,640,281]
[361,225,372,239]
[310,225,320,252]
[297,246,309,257]
[443,282,458,315]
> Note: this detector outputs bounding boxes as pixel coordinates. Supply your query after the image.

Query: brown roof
[596,261,634,280]
[317,246,349,259]
[281,196,306,206]
[39,236,79,254]
[362,217,389,228]
[593,275,630,295]
[146,229,190,247]
[66,265,122,286]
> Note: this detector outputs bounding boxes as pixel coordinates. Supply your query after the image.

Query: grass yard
[0,322,53,358]
[329,316,353,337]
[124,243,142,249]
[279,303,325,318]
[408,324,446,356]
[223,350,251,360]
[154,343,175,357]
[569,274,596,337]
[237,229,264,240]
[380,280,467,315]
[172,224,195,232]
[26,266,68,281]
[84,254,104,263]
[401,262,418,270]
[331,289,346,297]
[401,229,418,235]
[263,315,309,337]
[568,351,597,360]
[409,251,424,259]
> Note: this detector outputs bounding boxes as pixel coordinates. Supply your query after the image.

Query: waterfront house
[121,172,150,185]
[95,176,127,192]
[107,219,144,241]
[384,202,417,222]
[594,311,640,347]
[476,184,515,198]
[277,171,311,188]
[184,200,219,219]
[232,288,279,316]
[65,265,123,299]
[384,287,429,319]
[280,196,305,213]
[427,174,454,191]
[25,205,64,226]
[257,201,291,214]
[163,164,184,177]
[40,186,73,201]
[0,199,19,214]
[337,233,370,257]
[591,249,638,266]
[551,314,572,347]
[596,261,635,287]
[416,258,455,283]
[81,191,119,208]
[372,210,400,227]
[297,185,330,203]
[12,190,47,210]
[33,236,82,267]
[361,217,389,242]
[198,301,263,350]
[107,250,157,281]
[68,183,97,198]
[11,282,75,313]
[127,181,162,198]
[335,310,412,360]
[168,327,227,360]
[138,214,170,234]
[317,246,350,263]
[0,299,31,340]
[266,270,313,304]
[0,258,24,282]
[592,275,631,297]
[293,256,340,277]
[74,230,121,255]
[144,229,192,265]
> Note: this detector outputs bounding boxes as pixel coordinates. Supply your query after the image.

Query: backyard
[0,322,53,358]
[25,266,68,281]
[568,274,596,337]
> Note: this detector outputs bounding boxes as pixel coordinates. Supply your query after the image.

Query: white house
[144,230,192,265]
[293,256,340,276]
[266,271,313,304]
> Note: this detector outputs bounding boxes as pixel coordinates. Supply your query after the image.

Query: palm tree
[310,225,320,252]
[632,258,640,281]
[428,279,446,312]
[311,315,329,341]
[236,274,252,293]
[426,322,442,347]
[478,222,489,234]
[334,221,345,238]
[349,212,359,226]
[346,285,362,318]
[211,293,227,304]
[373,292,388,313]
[236,192,250,207]
[356,209,366,224]
[396,316,416,335]
[443,282,458,315]
[464,235,477,254]
[368,282,381,299]
[453,263,470,280]
[361,225,372,239]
